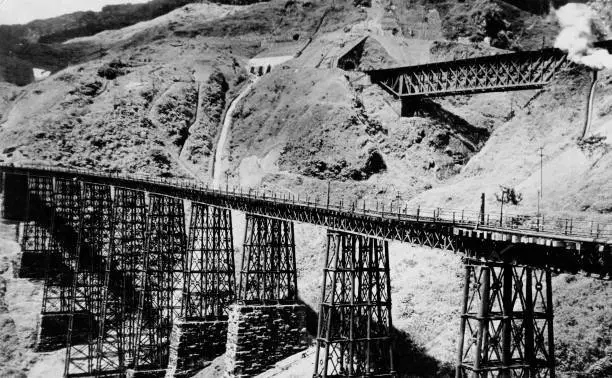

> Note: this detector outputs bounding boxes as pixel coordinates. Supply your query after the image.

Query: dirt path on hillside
[211,76,258,188]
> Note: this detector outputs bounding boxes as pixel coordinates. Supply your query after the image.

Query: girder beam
[368,49,570,98]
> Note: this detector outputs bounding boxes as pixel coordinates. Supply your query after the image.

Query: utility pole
[538,147,544,216]
[480,193,485,225]
[326,180,331,209]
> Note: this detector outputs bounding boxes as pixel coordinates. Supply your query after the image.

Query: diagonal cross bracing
[238,214,298,304]
[20,176,55,278]
[42,178,82,315]
[368,49,570,98]
[94,187,148,375]
[314,230,395,377]
[65,183,114,377]
[184,203,236,320]
[133,194,187,372]
[456,260,555,377]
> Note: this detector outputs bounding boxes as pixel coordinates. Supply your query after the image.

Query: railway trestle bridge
[1,164,611,378]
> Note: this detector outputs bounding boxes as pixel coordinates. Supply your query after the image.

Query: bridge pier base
[313,230,395,377]
[166,204,237,378]
[225,303,308,377]
[225,214,307,377]
[456,259,555,378]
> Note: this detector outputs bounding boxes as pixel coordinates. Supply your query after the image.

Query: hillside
[0,0,271,86]
[0,0,611,377]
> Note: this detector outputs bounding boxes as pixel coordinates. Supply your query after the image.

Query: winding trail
[211,76,258,187]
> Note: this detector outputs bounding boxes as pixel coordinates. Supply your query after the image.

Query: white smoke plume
[554,3,612,70]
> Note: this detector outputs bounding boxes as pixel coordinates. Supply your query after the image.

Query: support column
[225,214,307,377]
[166,203,236,378]
[37,178,84,351]
[130,194,187,378]
[95,188,148,376]
[65,183,113,377]
[19,175,55,278]
[313,230,395,377]
[455,260,555,377]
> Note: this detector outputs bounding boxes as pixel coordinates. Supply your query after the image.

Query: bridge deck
[1,164,611,277]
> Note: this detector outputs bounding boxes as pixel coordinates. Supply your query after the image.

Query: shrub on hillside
[97,59,129,80]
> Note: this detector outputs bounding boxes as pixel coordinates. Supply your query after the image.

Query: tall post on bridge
[479,193,485,225]
[225,214,307,377]
[455,259,555,377]
[314,230,395,377]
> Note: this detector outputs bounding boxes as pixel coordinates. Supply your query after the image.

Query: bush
[97,59,128,80]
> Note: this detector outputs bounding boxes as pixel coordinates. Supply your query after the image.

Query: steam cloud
[554,3,612,70]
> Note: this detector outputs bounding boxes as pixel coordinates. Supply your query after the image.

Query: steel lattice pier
[133,194,186,373]
[238,214,298,303]
[456,260,555,378]
[19,176,55,278]
[184,203,236,320]
[65,183,113,377]
[43,178,82,315]
[314,230,395,377]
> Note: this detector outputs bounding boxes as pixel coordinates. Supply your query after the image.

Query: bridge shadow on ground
[298,298,454,377]
[403,98,490,151]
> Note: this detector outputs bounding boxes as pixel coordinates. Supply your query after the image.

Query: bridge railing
[3,163,612,241]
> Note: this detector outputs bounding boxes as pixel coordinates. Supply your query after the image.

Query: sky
[0,0,151,25]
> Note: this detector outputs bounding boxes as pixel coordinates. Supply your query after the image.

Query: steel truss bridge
[362,41,612,99]
[1,164,611,378]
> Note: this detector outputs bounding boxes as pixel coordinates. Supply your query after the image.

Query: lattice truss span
[184,203,236,320]
[239,214,298,303]
[456,260,555,378]
[369,49,569,98]
[314,230,395,378]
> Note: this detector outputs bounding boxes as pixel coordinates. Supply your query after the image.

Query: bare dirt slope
[0,0,611,377]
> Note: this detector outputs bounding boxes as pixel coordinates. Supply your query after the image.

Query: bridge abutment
[313,230,395,377]
[225,214,307,377]
[456,259,555,378]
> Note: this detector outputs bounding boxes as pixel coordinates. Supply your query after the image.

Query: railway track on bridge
[2,164,610,278]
